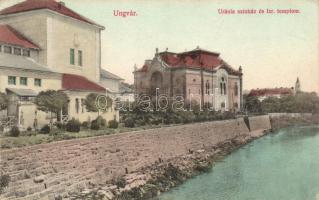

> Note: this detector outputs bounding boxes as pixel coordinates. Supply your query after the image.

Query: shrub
[91,119,100,130]
[55,122,64,130]
[96,116,107,127]
[124,117,135,128]
[26,126,32,131]
[108,120,119,129]
[40,124,50,134]
[10,126,20,137]
[0,174,10,194]
[112,177,126,188]
[81,121,90,129]
[65,118,81,132]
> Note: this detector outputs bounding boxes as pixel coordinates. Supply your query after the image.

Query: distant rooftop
[100,69,124,80]
[249,88,294,97]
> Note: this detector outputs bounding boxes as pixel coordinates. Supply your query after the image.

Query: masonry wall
[0,116,270,199]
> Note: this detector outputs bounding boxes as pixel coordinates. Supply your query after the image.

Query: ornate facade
[134,47,243,112]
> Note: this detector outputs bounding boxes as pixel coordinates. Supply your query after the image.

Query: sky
[0,0,318,93]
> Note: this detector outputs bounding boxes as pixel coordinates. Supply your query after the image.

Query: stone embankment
[0,114,293,200]
[269,113,319,130]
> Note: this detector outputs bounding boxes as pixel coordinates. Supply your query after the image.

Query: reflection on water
[158,126,319,200]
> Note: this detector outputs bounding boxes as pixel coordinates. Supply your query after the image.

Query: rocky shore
[68,131,266,200]
[59,114,319,200]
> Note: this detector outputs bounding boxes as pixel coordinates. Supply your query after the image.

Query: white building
[0,0,119,130]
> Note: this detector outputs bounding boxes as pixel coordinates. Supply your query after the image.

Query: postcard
[0,0,318,199]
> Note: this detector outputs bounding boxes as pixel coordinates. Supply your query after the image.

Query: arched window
[205,80,210,94]
[220,77,227,95]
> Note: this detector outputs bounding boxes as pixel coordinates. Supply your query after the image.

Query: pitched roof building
[249,87,294,101]
[0,0,118,132]
[134,47,243,111]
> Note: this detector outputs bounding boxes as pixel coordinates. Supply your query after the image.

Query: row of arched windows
[187,79,239,97]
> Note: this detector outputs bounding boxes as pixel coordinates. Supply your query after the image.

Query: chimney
[58,1,65,9]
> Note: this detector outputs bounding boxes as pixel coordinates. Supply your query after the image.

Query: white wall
[0,10,102,82]
[100,78,121,93]
[0,67,62,93]
[47,11,102,82]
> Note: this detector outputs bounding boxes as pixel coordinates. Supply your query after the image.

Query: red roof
[0,0,103,28]
[160,50,222,70]
[249,88,294,97]
[0,25,39,49]
[62,74,106,93]
[137,48,241,75]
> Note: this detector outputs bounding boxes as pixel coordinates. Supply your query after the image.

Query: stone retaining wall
[0,116,270,200]
[269,113,319,130]
[248,115,271,131]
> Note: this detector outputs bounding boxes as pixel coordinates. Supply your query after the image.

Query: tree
[261,96,281,113]
[34,90,69,126]
[243,94,262,113]
[259,92,319,114]
[84,93,113,115]
[84,93,99,113]
[0,92,8,111]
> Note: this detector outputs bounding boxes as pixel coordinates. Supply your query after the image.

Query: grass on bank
[0,125,162,149]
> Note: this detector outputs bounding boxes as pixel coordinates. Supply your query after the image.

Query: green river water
[158,125,319,200]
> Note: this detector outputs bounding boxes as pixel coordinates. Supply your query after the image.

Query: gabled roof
[137,47,241,76]
[0,53,54,72]
[62,73,106,93]
[0,0,104,29]
[100,69,123,80]
[0,25,39,49]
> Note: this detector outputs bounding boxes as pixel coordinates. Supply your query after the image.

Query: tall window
[75,98,80,114]
[220,77,227,95]
[205,81,210,94]
[81,99,85,113]
[20,77,28,86]
[70,48,75,65]
[78,50,82,66]
[8,76,16,85]
[34,78,42,87]
[234,83,238,96]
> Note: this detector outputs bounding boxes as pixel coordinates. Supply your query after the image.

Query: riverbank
[70,114,319,200]
[70,130,267,200]
[1,114,317,199]
[158,125,319,200]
